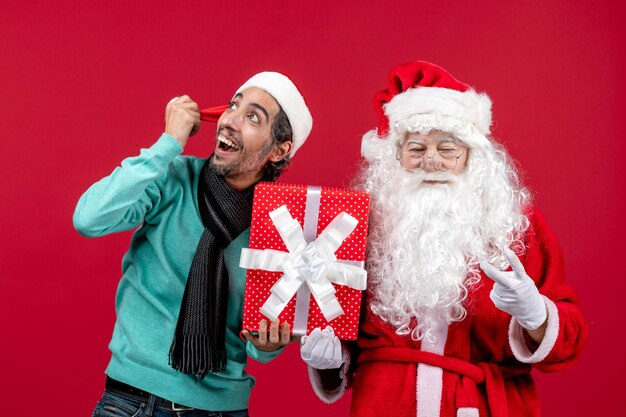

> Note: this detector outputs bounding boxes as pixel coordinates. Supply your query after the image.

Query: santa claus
[300,61,587,417]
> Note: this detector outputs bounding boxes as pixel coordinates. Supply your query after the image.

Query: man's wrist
[163,131,188,148]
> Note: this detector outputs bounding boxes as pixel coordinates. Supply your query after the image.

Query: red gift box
[240,182,370,340]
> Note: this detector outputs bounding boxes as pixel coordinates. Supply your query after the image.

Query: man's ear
[270,141,292,162]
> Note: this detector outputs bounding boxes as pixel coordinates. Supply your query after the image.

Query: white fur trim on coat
[457,408,480,417]
[509,296,559,363]
[307,343,351,404]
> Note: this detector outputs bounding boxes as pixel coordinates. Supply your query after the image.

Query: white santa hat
[362,61,493,161]
[236,71,313,157]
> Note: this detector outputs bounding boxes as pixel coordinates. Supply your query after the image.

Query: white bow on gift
[239,205,367,323]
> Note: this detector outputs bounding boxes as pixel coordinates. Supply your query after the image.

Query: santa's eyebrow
[436,134,455,141]
[438,137,463,145]
[405,138,426,145]
[403,136,463,146]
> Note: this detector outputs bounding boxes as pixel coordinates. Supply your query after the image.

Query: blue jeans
[92,389,249,417]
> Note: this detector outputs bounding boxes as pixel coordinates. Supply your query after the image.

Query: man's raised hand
[165,95,201,148]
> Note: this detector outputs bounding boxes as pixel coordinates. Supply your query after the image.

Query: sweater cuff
[307,343,351,404]
[154,133,184,157]
[245,340,285,364]
[509,296,559,363]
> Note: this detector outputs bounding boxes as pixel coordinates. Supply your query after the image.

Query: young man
[74,72,312,416]
[300,61,586,417]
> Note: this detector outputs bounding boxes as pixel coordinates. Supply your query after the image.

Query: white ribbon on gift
[239,204,367,325]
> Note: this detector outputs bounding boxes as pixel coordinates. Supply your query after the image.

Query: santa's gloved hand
[480,248,547,330]
[300,326,343,369]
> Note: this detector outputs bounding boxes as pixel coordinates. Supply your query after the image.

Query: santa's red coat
[310,208,587,417]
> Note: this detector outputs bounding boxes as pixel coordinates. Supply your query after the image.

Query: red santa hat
[201,72,313,157]
[362,61,492,160]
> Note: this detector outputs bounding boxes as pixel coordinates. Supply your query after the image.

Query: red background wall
[1,1,624,415]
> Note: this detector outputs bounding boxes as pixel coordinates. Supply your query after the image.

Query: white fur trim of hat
[385,86,492,138]
[237,71,313,157]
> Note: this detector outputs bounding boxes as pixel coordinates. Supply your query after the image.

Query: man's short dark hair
[262,107,293,181]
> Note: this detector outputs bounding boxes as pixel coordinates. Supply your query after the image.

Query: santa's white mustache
[401,170,459,185]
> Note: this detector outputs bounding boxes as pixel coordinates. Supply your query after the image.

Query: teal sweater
[74,133,281,410]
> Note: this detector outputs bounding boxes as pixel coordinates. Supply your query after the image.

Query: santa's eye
[228,101,237,110]
[248,113,260,123]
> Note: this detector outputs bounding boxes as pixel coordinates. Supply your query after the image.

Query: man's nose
[220,108,241,131]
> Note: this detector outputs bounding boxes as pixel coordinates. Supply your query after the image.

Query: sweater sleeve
[73,133,183,237]
[508,208,587,371]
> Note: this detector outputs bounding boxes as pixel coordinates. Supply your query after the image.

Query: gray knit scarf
[169,155,254,379]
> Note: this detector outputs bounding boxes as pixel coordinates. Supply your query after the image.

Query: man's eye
[228,102,237,110]
[248,113,260,123]
[409,149,425,155]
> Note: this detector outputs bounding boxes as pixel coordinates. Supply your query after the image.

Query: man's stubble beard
[210,135,275,180]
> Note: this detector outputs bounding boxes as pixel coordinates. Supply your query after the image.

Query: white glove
[300,326,343,369]
[480,248,547,330]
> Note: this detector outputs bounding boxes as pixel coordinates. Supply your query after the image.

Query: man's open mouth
[217,134,240,152]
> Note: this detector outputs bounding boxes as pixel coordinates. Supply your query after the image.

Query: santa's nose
[421,154,438,173]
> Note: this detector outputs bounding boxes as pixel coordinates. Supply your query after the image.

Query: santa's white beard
[367,168,498,341]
